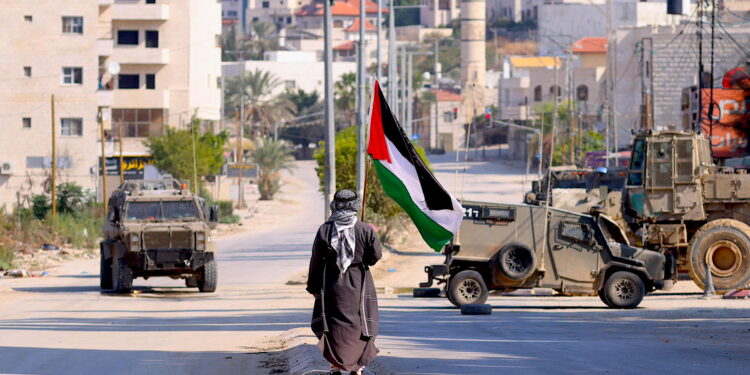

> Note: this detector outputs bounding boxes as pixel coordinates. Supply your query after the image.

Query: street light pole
[377,0,383,83]
[356,0,367,203]
[324,0,336,218]
[388,0,396,108]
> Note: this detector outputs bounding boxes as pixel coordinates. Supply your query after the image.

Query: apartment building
[222,0,248,33]
[109,0,222,158]
[247,0,300,29]
[0,0,110,208]
[0,0,222,208]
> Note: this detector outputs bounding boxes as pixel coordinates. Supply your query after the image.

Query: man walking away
[307,189,382,374]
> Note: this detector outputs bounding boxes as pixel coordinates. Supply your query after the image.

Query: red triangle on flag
[367,81,391,163]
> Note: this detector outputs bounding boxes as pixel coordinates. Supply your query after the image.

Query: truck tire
[198,259,218,293]
[100,256,113,290]
[460,303,492,315]
[112,257,133,294]
[185,277,198,288]
[688,219,750,293]
[448,270,489,306]
[100,242,113,290]
[601,271,645,309]
[495,243,536,282]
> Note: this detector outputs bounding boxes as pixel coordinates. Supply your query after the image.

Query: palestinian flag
[367,81,463,251]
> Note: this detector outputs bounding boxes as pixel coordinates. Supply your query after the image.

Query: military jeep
[100,179,219,293]
[420,201,666,309]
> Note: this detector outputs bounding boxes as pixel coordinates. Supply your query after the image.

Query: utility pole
[399,46,407,122]
[324,0,336,217]
[118,118,124,185]
[99,108,108,212]
[606,0,617,166]
[434,39,440,150]
[238,77,245,209]
[377,0,383,83]
[356,0,367,203]
[406,52,413,137]
[50,95,57,219]
[387,0,396,108]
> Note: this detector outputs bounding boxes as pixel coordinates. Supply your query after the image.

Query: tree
[237,22,279,60]
[146,119,228,190]
[221,25,239,61]
[248,138,296,200]
[224,69,292,138]
[313,127,431,244]
[335,72,357,127]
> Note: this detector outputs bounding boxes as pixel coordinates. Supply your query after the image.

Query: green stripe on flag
[373,160,454,251]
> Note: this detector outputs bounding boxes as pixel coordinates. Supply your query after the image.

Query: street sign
[411,133,420,140]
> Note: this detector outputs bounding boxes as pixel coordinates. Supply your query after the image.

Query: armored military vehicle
[623,130,750,292]
[100,179,219,293]
[420,201,666,309]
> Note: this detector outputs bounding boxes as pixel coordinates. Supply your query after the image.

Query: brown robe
[307,220,382,371]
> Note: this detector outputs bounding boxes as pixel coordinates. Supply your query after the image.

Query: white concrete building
[538,0,685,56]
[221,0,247,33]
[246,0,299,29]
[486,0,543,22]
[420,0,460,28]
[222,54,356,97]
[0,0,111,208]
[110,0,222,157]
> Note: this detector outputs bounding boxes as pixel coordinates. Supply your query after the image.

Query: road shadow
[0,346,277,375]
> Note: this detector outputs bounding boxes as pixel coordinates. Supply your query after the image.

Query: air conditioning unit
[0,161,15,175]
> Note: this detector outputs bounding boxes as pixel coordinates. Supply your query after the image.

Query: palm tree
[334,72,357,127]
[238,22,279,60]
[248,137,296,200]
[224,69,292,138]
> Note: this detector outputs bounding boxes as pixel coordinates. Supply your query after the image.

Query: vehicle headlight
[196,232,206,251]
[130,233,140,251]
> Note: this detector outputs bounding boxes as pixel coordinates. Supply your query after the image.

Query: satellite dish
[107,62,121,75]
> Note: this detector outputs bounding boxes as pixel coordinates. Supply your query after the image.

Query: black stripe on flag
[378,88,454,211]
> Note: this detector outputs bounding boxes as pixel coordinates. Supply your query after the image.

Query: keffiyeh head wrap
[328,189,360,276]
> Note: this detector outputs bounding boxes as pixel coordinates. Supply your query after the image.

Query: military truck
[420,201,666,309]
[623,130,750,292]
[100,179,219,293]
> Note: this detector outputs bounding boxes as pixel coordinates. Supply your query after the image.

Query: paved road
[0,161,322,375]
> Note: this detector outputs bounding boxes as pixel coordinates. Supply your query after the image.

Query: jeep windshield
[124,200,200,221]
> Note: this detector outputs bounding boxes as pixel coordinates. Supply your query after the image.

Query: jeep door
[545,211,600,291]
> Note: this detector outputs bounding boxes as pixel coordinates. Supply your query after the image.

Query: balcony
[113,46,169,64]
[112,3,169,21]
[99,0,114,5]
[114,89,170,108]
[97,39,113,56]
[97,89,114,107]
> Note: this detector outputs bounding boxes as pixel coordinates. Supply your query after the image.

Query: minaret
[460,0,486,122]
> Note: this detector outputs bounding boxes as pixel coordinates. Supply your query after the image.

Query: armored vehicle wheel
[688,219,750,293]
[496,243,536,282]
[112,257,133,293]
[100,256,113,290]
[602,271,644,309]
[448,270,488,306]
[198,259,217,293]
[597,289,610,306]
[185,277,198,288]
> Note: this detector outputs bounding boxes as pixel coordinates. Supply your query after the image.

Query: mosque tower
[460,0,486,122]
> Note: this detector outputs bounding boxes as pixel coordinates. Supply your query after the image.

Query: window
[62,16,83,34]
[285,80,296,89]
[24,15,32,22]
[627,138,645,186]
[576,85,589,101]
[146,0,156,4]
[286,17,292,24]
[443,111,454,123]
[146,74,155,89]
[334,20,343,28]
[22,118,31,129]
[145,30,159,48]
[252,17,259,22]
[24,66,32,77]
[118,74,140,89]
[228,10,238,16]
[62,67,83,85]
[117,30,139,45]
[278,17,283,23]
[61,118,83,136]
[262,1,269,7]
[27,156,72,169]
[549,85,561,98]
[560,222,592,243]
[533,85,542,102]
[112,108,165,138]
